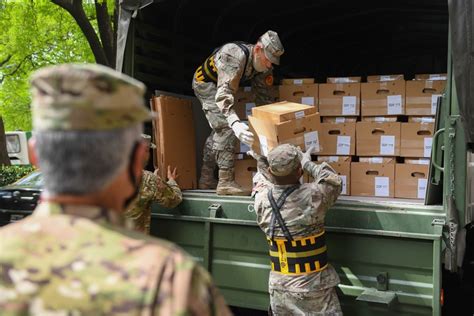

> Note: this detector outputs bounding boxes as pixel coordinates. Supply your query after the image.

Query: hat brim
[264,49,280,65]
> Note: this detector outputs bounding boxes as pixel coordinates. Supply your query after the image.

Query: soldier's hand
[300,146,316,168]
[153,168,160,176]
[231,121,254,147]
[167,165,179,181]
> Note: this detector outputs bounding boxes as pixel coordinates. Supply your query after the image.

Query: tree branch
[0,55,12,68]
[95,0,115,66]
[52,0,110,66]
[0,55,31,84]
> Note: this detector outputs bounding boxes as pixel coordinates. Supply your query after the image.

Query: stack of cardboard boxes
[239,73,446,200]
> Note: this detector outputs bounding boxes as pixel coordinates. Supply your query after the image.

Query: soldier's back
[0,204,230,315]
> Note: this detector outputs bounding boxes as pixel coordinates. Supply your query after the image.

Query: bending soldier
[193,30,284,195]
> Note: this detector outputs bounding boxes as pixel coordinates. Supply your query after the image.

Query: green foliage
[0,165,35,187]
[0,1,97,131]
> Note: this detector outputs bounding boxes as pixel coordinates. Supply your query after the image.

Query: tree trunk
[0,117,11,166]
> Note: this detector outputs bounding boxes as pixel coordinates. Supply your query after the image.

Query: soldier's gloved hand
[231,121,254,146]
[300,146,317,168]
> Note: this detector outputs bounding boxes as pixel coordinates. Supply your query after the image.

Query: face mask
[253,51,269,73]
[123,142,141,210]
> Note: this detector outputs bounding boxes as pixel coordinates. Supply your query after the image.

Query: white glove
[300,146,317,168]
[231,121,254,147]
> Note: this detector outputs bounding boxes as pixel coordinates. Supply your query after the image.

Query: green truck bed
[152,192,445,315]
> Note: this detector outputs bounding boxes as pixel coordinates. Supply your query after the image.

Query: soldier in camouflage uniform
[125,134,182,234]
[0,64,231,315]
[249,144,343,315]
[193,30,284,195]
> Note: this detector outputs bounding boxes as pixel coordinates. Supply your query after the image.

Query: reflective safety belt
[268,232,328,275]
[267,186,328,275]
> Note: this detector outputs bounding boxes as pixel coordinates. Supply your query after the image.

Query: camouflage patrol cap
[260,30,284,65]
[141,134,156,149]
[30,63,152,131]
[267,144,302,177]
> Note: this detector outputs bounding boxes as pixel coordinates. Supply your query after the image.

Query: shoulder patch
[265,74,274,86]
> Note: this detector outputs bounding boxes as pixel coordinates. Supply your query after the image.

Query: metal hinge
[208,203,222,218]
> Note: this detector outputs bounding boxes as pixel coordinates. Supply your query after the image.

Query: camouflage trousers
[192,80,237,170]
[269,287,342,316]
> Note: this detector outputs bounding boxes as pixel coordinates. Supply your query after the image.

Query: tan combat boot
[216,168,250,196]
[198,165,217,189]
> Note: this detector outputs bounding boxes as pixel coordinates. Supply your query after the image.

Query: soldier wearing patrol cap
[248,144,343,315]
[124,134,183,234]
[193,30,284,195]
[0,63,231,315]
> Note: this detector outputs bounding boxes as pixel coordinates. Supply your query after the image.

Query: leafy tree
[52,0,117,68]
[0,0,95,132]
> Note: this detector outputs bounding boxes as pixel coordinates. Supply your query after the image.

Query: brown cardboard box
[322,116,358,123]
[405,158,431,165]
[319,83,361,116]
[252,101,317,123]
[351,162,395,197]
[367,74,404,83]
[400,122,434,158]
[151,95,197,189]
[408,116,435,123]
[395,163,429,199]
[415,73,447,81]
[359,157,396,164]
[249,113,322,156]
[281,78,315,85]
[307,161,351,195]
[234,159,257,192]
[361,116,399,122]
[406,80,446,116]
[279,84,319,108]
[356,122,401,156]
[317,156,352,162]
[235,87,255,103]
[327,76,361,83]
[361,80,406,116]
[319,122,356,155]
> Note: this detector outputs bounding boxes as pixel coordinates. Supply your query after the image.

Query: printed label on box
[336,136,351,155]
[369,157,384,163]
[429,74,446,80]
[301,97,314,106]
[259,135,269,156]
[424,137,433,157]
[418,178,427,199]
[380,135,395,155]
[340,175,347,195]
[420,117,435,123]
[244,86,252,92]
[304,131,320,152]
[374,117,387,122]
[245,103,255,118]
[387,95,402,115]
[342,96,357,115]
[294,79,303,85]
[235,154,244,160]
[335,117,346,123]
[431,94,442,115]
[375,176,390,197]
[295,110,305,119]
[328,156,339,162]
[380,75,391,81]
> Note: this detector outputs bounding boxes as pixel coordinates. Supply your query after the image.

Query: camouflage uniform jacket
[253,159,342,293]
[0,201,232,316]
[125,170,182,234]
[211,43,274,121]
